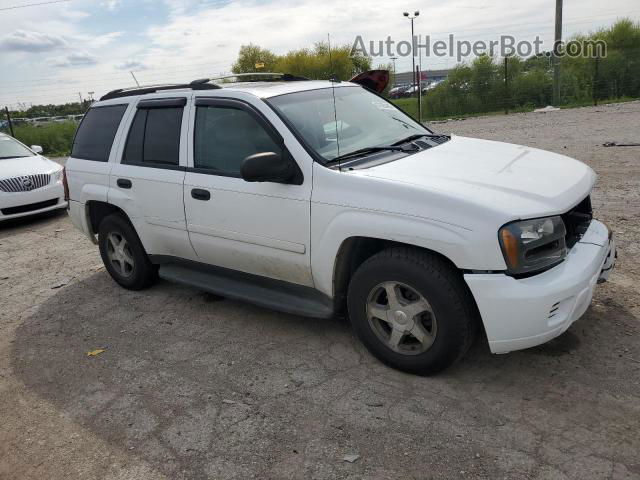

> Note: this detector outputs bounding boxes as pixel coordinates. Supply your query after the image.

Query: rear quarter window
[71,104,127,162]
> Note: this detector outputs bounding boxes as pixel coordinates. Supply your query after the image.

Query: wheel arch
[330,236,462,315]
[86,200,131,235]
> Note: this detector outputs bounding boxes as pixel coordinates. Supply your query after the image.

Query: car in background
[399,84,420,97]
[388,84,410,99]
[422,80,444,93]
[0,133,67,221]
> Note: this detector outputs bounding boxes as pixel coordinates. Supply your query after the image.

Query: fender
[311,208,474,297]
[105,186,151,249]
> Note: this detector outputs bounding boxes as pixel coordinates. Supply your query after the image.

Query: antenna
[327,33,335,81]
[130,71,140,87]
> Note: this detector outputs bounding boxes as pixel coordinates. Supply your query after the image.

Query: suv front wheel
[98,213,157,290]
[347,247,477,374]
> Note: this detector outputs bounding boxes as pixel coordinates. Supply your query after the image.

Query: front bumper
[0,182,67,221]
[465,219,616,354]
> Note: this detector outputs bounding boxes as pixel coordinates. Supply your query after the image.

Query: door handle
[191,188,211,201]
[117,178,132,189]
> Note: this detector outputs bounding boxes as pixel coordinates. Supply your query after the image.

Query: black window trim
[138,97,188,109]
[190,97,302,183]
[120,101,185,169]
[70,103,128,162]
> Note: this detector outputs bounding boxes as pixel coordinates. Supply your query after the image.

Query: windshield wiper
[329,144,416,164]
[0,156,30,159]
[391,134,430,146]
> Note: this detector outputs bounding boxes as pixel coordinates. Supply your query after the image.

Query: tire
[347,247,477,375]
[98,213,157,290]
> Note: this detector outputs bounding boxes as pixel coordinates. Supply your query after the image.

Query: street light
[403,10,419,87]
[390,56,397,86]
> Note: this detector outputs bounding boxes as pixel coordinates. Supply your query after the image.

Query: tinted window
[123,107,183,166]
[71,105,127,162]
[194,106,281,175]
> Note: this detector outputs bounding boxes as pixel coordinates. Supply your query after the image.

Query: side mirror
[240,151,294,183]
[31,145,43,154]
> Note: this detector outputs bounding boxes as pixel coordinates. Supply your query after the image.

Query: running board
[158,262,334,319]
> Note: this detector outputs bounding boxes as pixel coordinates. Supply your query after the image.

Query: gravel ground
[1,101,639,480]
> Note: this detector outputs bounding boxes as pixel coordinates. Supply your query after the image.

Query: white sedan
[0,133,67,221]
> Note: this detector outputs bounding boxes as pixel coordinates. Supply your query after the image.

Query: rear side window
[122,107,183,166]
[71,105,127,162]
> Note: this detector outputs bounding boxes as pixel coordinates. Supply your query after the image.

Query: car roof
[218,80,359,98]
[94,80,361,107]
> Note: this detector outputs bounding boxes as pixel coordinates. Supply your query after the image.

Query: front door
[183,96,313,286]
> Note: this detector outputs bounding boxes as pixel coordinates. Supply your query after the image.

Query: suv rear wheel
[347,247,476,375]
[98,213,157,290]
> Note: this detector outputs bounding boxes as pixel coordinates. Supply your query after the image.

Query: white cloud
[88,31,124,48]
[50,51,99,67]
[115,60,148,70]
[101,0,122,11]
[0,30,67,52]
[0,0,638,107]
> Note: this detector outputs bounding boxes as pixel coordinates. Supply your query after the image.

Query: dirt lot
[1,102,639,480]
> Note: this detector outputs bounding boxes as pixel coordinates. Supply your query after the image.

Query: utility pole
[553,0,563,105]
[390,56,397,86]
[504,56,509,114]
[4,107,14,137]
[593,55,600,106]
[78,92,83,104]
[416,65,422,123]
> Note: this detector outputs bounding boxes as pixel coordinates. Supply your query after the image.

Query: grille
[0,174,51,193]
[561,195,593,249]
[1,198,58,215]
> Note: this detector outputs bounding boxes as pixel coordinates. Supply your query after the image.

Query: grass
[1,121,77,157]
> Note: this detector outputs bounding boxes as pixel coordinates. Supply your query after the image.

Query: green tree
[231,44,278,73]
[231,42,372,80]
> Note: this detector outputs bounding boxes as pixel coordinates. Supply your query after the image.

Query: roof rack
[99,73,309,101]
[100,81,221,101]
[194,72,310,84]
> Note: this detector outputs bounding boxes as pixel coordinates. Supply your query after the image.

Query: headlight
[52,169,63,182]
[498,216,567,275]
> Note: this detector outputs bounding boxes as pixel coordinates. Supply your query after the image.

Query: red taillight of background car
[62,167,70,202]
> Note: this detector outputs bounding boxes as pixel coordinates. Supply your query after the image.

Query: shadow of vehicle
[0,208,67,232]
[10,272,640,478]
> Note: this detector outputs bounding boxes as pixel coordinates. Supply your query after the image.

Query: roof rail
[99,73,308,101]
[100,82,221,101]
[193,72,310,84]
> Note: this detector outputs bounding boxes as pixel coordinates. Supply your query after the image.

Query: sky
[0,0,638,109]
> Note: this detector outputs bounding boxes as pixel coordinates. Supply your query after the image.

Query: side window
[194,106,282,175]
[71,104,127,161]
[123,106,183,166]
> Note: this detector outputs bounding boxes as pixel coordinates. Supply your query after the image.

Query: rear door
[108,96,196,260]
[183,95,313,286]
[66,103,129,205]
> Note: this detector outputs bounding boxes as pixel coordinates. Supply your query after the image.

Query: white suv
[66,74,616,374]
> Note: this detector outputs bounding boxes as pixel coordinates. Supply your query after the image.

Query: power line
[0,0,71,12]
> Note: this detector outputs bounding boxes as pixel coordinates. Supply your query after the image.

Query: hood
[352,135,595,219]
[0,155,61,180]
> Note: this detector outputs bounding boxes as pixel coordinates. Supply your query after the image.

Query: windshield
[267,86,430,162]
[0,135,35,159]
